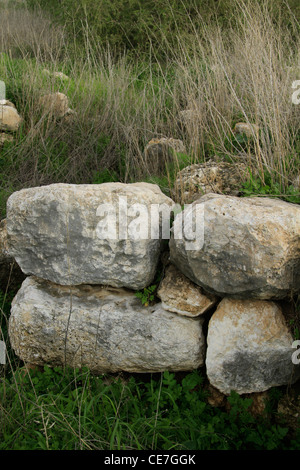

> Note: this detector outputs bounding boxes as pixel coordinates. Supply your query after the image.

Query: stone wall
[3,182,300,396]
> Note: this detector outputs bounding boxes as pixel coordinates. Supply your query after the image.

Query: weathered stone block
[9,276,205,373]
[206,298,300,394]
[7,182,175,289]
[170,193,300,299]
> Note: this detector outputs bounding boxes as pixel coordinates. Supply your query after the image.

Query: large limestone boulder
[9,276,205,373]
[206,298,300,395]
[157,263,218,317]
[173,160,248,204]
[0,100,22,132]
[170,193,300,299]
[6,182,176,289]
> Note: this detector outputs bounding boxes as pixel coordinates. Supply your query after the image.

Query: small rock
[245,391,269,417]
[39,92,73,119]
[0,102,22,132]
[206,383,269,415]
[42,69,69,81]
[0,133,14,144]
[206,383,226,407]
[178,109,201,128]
[157,263,218,317]
[233,122,260,138]
[53,71,69,81]
[61,107,77,124]
[0,99,16,109]
[144,137,186,173]
[173,160,248,204]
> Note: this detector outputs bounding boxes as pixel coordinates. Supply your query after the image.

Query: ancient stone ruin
[3,182,300,396]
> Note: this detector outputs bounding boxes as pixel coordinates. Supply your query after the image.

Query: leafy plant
[241,169,300,204]
[0,361,299,450]
[135,284,157,307]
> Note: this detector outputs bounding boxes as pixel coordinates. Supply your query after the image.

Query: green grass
[0,288,299,451]
[0,364,299,450]
[240,168,300,204]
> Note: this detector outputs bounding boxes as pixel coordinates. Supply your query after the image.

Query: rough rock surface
[144,137,186,173]
[0,133,14,144]
[178,109,201,129]
[39,92,73,119]
[233,122,260,138]
[42,69,69,81]
[0,99,16,109]
[169,193,300,299]
[206,298,300,395]
[9,276,205,373]
[6,182,176,289]
[173,160,248,204]
[157,263,218,317]
[0,219,25,291]
[0,101,22,131]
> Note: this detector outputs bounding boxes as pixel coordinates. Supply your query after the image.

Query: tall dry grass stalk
[166,0,300,187]
[0,1,67,61]
[0,0,299,217]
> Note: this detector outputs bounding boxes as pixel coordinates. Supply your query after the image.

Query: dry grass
[0,0,299,217]
[0,1,67,61]
[166,0,300,186]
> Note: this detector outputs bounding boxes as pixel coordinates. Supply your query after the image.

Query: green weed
[0,365,298,450]
[241,169,300,204]
[135,285,158,307]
